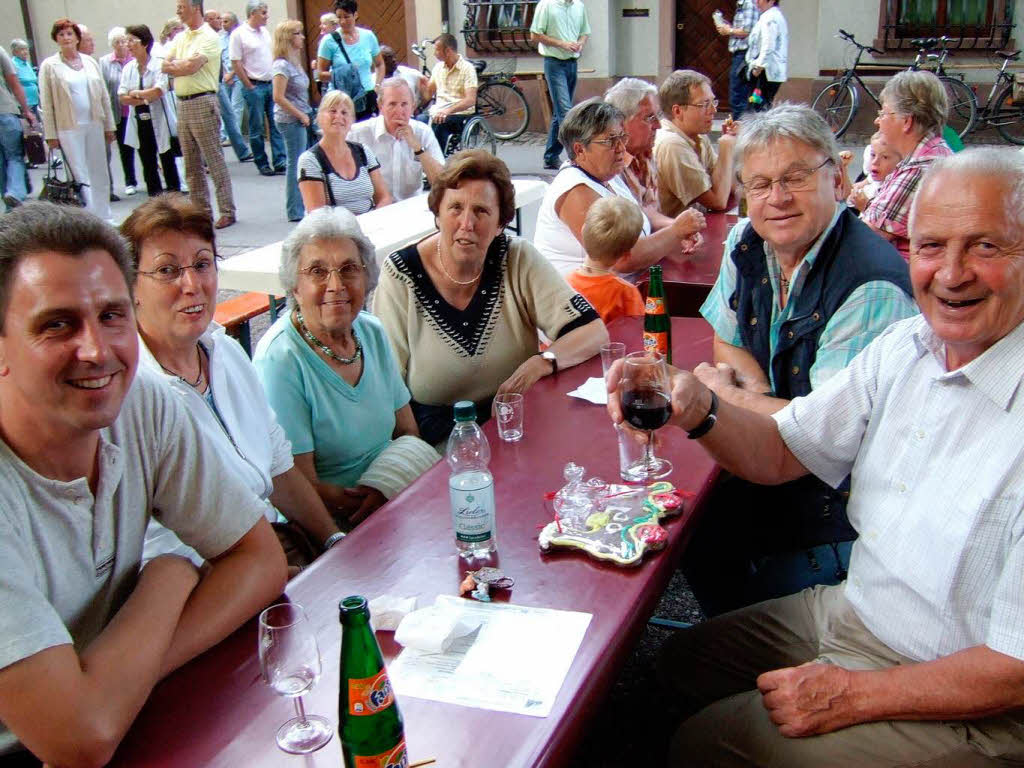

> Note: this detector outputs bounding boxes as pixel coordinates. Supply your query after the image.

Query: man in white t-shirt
[350,77,443,201]
[0,203,287,765]
[608,148,1024,767]
[229,0,285,175]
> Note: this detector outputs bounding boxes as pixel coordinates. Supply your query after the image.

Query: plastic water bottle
[446,401,497,559]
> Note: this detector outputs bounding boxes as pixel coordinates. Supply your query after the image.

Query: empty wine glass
[619,350,673,481]
[258,602,334,754]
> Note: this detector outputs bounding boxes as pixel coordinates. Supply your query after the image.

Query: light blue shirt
[317,28,380,92]
[12,54,38,108]
[700,205,919,390]
[253,311,410,487]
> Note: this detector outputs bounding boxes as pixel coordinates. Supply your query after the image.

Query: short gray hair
[604,77,657,119]
[558,98,625,160]
[379,75,415,101]
[279,208,378,305]
[880,70,948,137]
[107,26,127,47]
[245,0,268,18]
[320,12,339,25]
[658,69,712,113]
[911,147,1024,236]
[10,38,29,53]
[734,103,840,179]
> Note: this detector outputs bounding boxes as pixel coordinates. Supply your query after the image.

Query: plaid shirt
[861,133,952,259]
[728,0,758,53]
[700,207,919,391]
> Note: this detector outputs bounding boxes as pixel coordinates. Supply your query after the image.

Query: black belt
[177,91,215,101]
[250,79,272,84]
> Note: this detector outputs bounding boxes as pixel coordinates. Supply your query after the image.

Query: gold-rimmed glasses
[299,263,365,284]
[741,157,834,200]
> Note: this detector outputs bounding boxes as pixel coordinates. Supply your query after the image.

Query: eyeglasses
[741,157,834,199]
[877,108,899,119]
[300,263,365,284]
[138,252,216,283]
[640,113,660,125]
[589,133,629,148]
[685,99,718,112]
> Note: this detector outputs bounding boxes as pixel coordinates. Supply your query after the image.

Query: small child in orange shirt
[567,197,646,324]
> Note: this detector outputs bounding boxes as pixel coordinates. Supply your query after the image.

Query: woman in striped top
[298,89,392,216]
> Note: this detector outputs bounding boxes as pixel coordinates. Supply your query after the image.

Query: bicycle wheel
[811,80,858,138]
[939,76,977,137]
[477,81,530,140]
[992,83,1024,146]
[461,116,497,155]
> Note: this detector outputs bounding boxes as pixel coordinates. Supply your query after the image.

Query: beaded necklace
[295,310,362,365]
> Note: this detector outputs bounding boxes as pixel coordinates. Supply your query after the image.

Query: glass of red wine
[619,350,673,482]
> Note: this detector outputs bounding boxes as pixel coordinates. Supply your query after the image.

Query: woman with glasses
[374,150,607,444]
[254,207,438,525]
[683,104,917,617]
[121,195,343,569]
[534,98,706,276]
[118,25,181,198]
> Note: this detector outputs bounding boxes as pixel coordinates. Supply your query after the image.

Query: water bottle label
[352,739,407,768]
[348,670,395,716]
[450,484,494,542]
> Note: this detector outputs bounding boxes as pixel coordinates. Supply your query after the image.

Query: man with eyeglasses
[610,146,1024,768]
[654,69,739,215]
[680,104,917,618]
[0,203,287,765]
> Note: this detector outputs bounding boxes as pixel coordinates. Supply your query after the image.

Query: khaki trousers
[175,94,234,219]
[658,584,1024,767]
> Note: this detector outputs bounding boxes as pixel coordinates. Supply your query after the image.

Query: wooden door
[302,0,412,69]
[674,0,732,108]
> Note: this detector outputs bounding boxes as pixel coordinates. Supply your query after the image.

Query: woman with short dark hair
[316,0,384,120]
[374,150,609,443]
[118,24,181,197]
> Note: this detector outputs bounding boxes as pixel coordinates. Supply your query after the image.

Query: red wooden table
[110,317,718,768]
[658,211,738,286]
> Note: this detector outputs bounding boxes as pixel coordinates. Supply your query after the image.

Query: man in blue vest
[685,104,918,616]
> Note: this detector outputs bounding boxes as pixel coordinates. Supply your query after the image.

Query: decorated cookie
[538,481,687,566]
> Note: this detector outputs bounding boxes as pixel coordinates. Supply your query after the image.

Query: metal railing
[462,0,539,53]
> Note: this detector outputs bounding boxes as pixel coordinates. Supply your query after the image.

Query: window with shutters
[462,0,540,54]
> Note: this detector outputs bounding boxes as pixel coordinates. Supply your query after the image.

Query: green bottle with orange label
[643,265,672,365]
[339,595,408,768]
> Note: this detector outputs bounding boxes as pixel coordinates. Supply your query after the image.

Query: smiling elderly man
[609,146,1024,766]
[0,203,287,766]
[684,104,917,617]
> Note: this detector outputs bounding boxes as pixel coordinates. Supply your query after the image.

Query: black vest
[727,208,912,547]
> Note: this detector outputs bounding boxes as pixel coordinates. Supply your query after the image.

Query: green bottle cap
[453,401,476,421]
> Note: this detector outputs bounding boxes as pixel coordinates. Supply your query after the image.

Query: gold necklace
[436,238,484,286]
[295,310,362,365]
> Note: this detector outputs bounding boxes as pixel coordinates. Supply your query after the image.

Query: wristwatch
[413,146,425,157]
[540,350,557,376]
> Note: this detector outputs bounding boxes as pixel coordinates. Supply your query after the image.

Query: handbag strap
[332,31,354,65]
[46,147,79,184]
[312,143,337,207]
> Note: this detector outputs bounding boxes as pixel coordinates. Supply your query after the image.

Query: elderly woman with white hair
[254,207,437,527]
[534,98,705,275]
[9,39,39,121]
[99,25,138,197]
[862,69,952,260]
[603,77,667,222]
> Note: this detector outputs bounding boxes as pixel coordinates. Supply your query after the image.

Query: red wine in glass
[622,388,672,430]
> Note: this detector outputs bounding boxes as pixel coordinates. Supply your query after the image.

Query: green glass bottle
[643,265,672,365]
[338,596,408,768]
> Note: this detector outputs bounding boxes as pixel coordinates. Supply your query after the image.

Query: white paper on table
[567,377,608,405]
[389,595,592,718]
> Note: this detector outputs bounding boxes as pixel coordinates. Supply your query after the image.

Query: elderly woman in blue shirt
[9,39,38,118]
[254,207,438,526]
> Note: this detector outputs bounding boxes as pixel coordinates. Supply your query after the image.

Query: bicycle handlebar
[836,29,882,55]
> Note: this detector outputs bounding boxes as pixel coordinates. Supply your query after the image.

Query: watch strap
[541,352,557,376]
[686,389,719,440]
[413,147,425,156]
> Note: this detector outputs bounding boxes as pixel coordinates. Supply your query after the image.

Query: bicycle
[811,30,976,139]
[411,39,531,140]
[958,49,1024,145]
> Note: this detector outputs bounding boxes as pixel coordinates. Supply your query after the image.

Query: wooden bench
[214,292,285,356]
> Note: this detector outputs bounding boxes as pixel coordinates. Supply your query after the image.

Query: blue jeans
[729,51,753,121]
[277,118,310,221]
[0,113,27,207]
[226,78,246,136]
[241,81,285,170]
[218,83,251,161]
[542,56,577,165]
